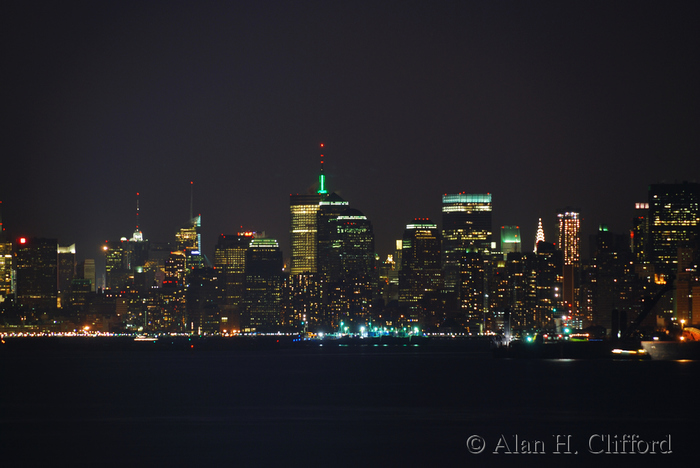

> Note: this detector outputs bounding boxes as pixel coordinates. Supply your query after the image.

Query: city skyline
[1,179,681,268]
[4,1,699,266]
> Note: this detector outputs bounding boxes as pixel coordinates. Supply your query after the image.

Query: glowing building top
[501,225,521,254]
[534,218,545,252]
[441,193,492,252]
[131,192,144,242]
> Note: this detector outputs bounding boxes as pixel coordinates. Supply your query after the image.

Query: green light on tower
[318,173,327,194]
[318,143,328,194]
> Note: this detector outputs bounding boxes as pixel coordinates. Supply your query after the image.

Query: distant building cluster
[1,172,699,338]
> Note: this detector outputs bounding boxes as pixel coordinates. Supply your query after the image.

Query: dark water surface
[1,344,697,467]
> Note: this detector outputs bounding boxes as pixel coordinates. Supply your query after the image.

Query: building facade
[14,237,58,312]
[648,182,700,275]
[399,219,442,325]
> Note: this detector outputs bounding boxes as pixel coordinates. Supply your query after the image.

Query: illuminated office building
[557,208,581,315]
[158,251,187,332]
[557,209,581,268]
[589,225,635,333]
[399,219,442,324]
[76,259,96,293]
[325,209,376,327]
[442,193,492,293]
[185,268,220,335]
[214,232,256,330]
[290,194,321,275]
[648,182,700,275]
[505,252,539,328]
[176,214,203,270]
[378,251,399,305]
[334,210,375,277]
[242,238,283,331]
[500,226,521,255]
[0,202,10,303]
[57,244,76,307]
[534,241,564,326]
[0,241,12,303]
[14,237,58,312]
[284,273,322,331]
[290,145,330,275]
[104,240,128,291]
[442,193,493,250]
[675,247,699,324]
[631,203,649,265]
[459,252,487,333]
[317,192,349,281]
[288,146,340,329]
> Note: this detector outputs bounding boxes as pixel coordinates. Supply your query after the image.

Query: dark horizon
[4,1,699,267]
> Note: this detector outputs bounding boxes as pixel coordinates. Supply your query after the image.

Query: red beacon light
[19,237,27,244]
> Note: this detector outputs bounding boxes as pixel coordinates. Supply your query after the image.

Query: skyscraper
[159,250,187,331]
[442,193,493,251]
[534,241,564,326]
[176,214,203,270]
[0,241,12,304]
[648,182,700,275]
[14,237,58,312]
[557,208,581,316]
[557,209,581,268]
[500,226,521,255]
[442,193,492,293]
[325,209,376,327]
[185,268,220,335]
[589,225,635,333]
[214,232,255,331]
[289,145,329,275]
[317,192,349,281]
[0,203,11,303]
[459,251,487,333]
[77,259,96,293]
[399,219,442,325]
[242,238,283,331]
[57,243,76,306]
[290,194,321,275]
[534,218,545,252]
[103,240,128,291]
[631,202,649,265]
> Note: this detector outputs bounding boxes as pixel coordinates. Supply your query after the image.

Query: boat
[641,328,700,360]
[133,334,158,342]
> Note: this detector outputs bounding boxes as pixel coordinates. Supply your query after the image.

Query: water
[1,344,696,467]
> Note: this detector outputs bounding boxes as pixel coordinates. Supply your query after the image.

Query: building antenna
[135,192,140,231]
[317,143,327,195]
[190,181,194,222]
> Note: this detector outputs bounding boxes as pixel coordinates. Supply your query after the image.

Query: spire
[131,192,144,242]
[534,218,545,252]
[135,192,140,231]
[190,181,194,222]
[317,143,327,195]
[0,200,4,242]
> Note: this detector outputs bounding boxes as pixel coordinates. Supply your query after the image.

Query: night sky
[4,1,699,269]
